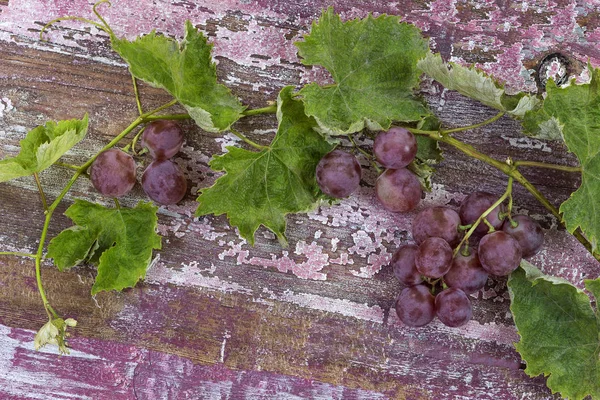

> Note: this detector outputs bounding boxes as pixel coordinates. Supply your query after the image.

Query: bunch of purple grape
[89,120,188,205]
[316,127,422,212]
[393,194,544,328]
[314,126,544,328]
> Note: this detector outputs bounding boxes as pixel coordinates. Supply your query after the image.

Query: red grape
[89,148,137,198]
[142,159,188,205]
[375,168,421,212]
[315,150,361,198]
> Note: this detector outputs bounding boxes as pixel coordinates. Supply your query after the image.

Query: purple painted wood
[0,0,598,398]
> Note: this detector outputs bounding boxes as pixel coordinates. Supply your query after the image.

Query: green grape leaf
[0,115,88,182]
[525,67,600,252]
[521,107,564,140]
[111,21,244,132]
[508,261,600,400]
[417,52,540,118]
[196,86,335,246]
[295,7,430,135]
[47,200,162,294]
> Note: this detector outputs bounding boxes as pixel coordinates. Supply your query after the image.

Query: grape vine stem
[407,115,600,262]
[0,252,37,258]
[31,98,178,322]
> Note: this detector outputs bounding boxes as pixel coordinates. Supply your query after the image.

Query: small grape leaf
[417,52,540,118]
[47,200,162,294]
[295,7,430,135]
[524,67,600,252]
[111,21,244,132]
[0,115,88,182]
[196,86,335,246]
[508,261,600,400]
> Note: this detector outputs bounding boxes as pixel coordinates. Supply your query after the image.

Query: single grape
[373,127,417,169]
[412,206,462,246]
[142,159,188,205]
[435,288,472,327]
[89,148,137,198]
[459,191,506,236]
[395,284,435,327]
[502,215,544,258]
[444,249,488,294]
[375,168,422,212]
[415,237,453,278]
[478,231,522,276]
[391,244,423,286]
[141,120,184,160]
[315,150,361,198]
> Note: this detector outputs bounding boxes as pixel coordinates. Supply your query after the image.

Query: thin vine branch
[229,127,268,150]
[0,251,37,258]
[39,16,108,41]
[513,160,582,173]
[33,173,48,212]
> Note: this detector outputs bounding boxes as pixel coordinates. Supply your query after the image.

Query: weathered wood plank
[0,0,599,398]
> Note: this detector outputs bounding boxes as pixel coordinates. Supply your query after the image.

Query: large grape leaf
[196,86,335,246]
[417,52,540,118]
[295,7,430,135]
[47,200,162,294]
[0,115,88,182]
[523,67,600,252]
[508,261,600,400]
[111,21,244,132]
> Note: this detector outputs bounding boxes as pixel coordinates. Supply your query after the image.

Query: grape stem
[229,127,268,150]
[241,104,277,117]
[453,177,513,257]
[131,75,143,116]
[33,173,48,212]
[0,252,37,258]
[407,118,600,262]
[512,160,581,173]
[55,162,83,171]
[348,134,382,174]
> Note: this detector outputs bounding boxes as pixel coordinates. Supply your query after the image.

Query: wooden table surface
[1,0,599,399]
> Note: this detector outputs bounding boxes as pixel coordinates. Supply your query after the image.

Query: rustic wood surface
[1,0,599,398]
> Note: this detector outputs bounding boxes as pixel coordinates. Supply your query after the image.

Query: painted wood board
[0,0,599,398]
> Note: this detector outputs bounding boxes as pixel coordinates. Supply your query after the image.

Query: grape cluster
[313,125,544,329]
[393,195,544,328]
[315,127,422,213]
[89,120,188,205]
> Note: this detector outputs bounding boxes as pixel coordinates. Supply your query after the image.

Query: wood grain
[1,0,599,398]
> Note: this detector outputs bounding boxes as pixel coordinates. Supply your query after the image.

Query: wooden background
[1,0,599,398]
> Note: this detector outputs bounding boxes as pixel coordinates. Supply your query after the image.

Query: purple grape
[435,288,472,327]
[502,215,544,258]
[390,244,423,286]
[373,127,417,169]
[395,284,435,327]
[444,249,488,294]
[478,231,522,276]
[89,148,136,198]
[315,150,361,198]
[141,120,184,160]
[412,206,462,246]
[142,159,188,205]
[415,237,453,279]
[459,191,506,235]
[375,168,422,212]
